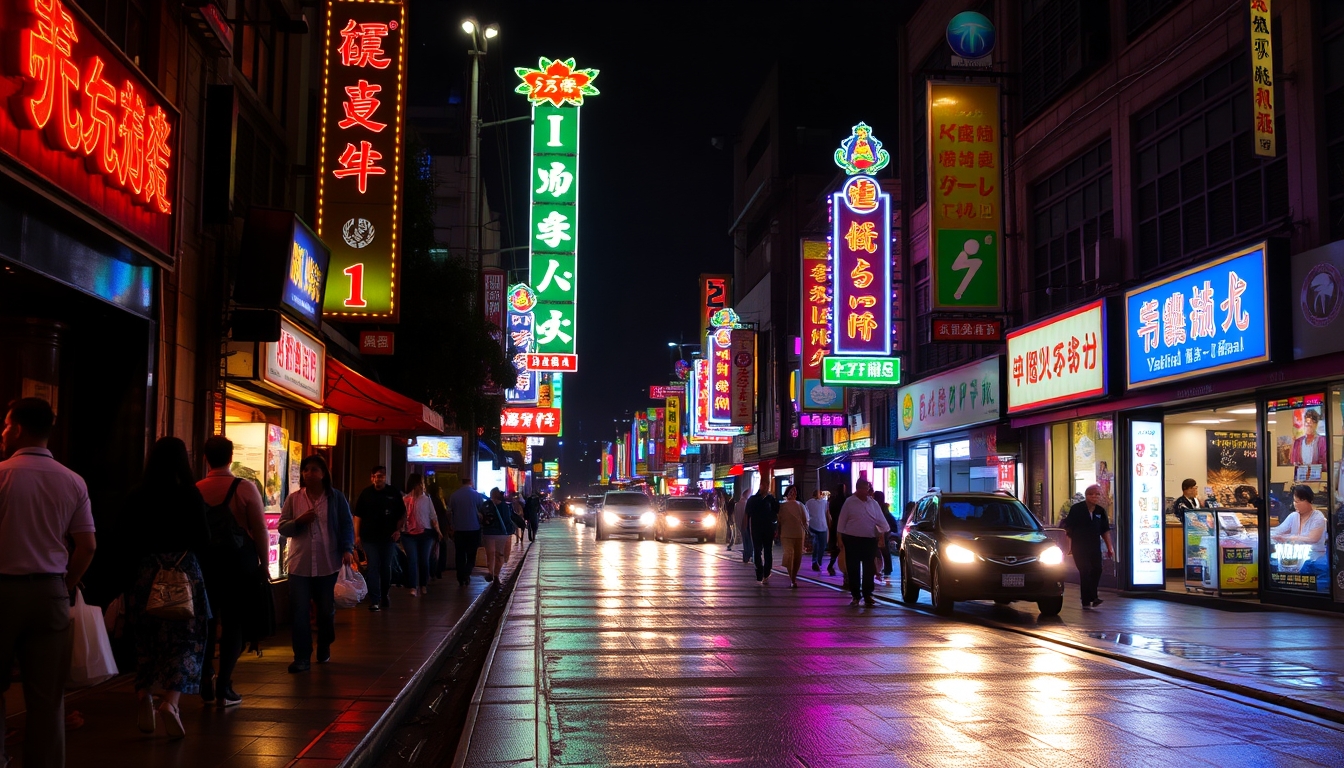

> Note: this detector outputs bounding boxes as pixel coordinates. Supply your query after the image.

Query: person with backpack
[479,488,516,582]
[196,436,270,708]
[523,492,542,543]
[353,465,403,611]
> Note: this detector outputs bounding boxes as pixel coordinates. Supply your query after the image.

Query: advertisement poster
[1130,420,1165,586]
[896,357,1001,440]
[1204,430,1257,506]
[800,239,844,412]
[1005,299,1106,413]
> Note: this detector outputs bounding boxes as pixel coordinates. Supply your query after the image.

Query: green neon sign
[820,356,902,386]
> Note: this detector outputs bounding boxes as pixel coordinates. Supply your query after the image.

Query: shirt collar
[9,447,53,458]
[206,467,234,477]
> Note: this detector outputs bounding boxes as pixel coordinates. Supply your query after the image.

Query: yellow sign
[1249,0,1275,157]
[664,395,681,463]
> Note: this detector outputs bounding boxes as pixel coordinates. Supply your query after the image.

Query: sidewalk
[3,552,514,768]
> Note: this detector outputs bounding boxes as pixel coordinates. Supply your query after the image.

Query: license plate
[1001,573,1025,588]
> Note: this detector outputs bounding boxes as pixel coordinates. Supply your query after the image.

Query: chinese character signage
[800,239,844,411]
[1129,420,1164,587]
[1006,300,1106,413]
[263,316,326,407]
[1124,243,1270,390]
[318,0,406,320]
[932,318,1002,342]
[801,413,845,427]
[663,394,681,462]
[482,267,506,347]
[831,125,893,356]
[821,356,902,387]
[500,407,562,436]
[1249,0,1275,158]
[0,0,177,258]
[359,331,395,355]
[927,82,1002,310]
[283,215,330,328]
[519,58,597,356]
[896,356,1001,439]
[730,329,755,426]
[505,309,537,404]
[700,274,731,355]
[407,435,463,464]
[688,359,736,444]
[649,385,685,400]
[525,353,577,372]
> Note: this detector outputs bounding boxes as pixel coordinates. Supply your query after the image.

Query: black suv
[899,491,1065,616]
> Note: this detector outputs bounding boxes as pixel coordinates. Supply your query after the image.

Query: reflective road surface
[462,522,1344,767]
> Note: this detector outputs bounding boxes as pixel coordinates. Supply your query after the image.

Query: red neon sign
[1,0,177,257]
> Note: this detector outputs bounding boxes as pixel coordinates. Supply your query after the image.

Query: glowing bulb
[484,25,499,39]
[461,19,475,34]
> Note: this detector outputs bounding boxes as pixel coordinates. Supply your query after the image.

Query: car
[655,496,718,543]
[595,491,657,540]
[572,494,602,526]
[898,491,1066,617]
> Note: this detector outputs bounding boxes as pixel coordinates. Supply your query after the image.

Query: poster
[1204,430,1257,506]
[1130,420,1164,586]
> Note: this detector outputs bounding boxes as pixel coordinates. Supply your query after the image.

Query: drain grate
[1080,631,1340,689]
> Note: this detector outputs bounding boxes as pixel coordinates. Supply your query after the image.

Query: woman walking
[278,454,355,673]
[427,480,450,579]
[826,484,847,576]
[402,473,442,597]
[777,485,808,588]
[124,437,210,740]
[480,488,516,582]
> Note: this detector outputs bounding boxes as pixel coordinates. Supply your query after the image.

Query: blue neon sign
[1124,243,1270,389]
[282,217,330,328]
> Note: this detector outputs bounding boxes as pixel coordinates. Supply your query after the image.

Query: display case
[225,422,292,581]
[1183,507,1258,596]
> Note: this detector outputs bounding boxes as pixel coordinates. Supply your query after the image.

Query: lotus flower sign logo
[514,57,600,107]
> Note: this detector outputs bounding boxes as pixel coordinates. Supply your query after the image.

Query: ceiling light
[1188,419,1231,424]
[1225,407,1257,415]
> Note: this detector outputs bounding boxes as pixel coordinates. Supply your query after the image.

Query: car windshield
[605,493,648,507]
[939,499,1040,532]
[667,499,707,510]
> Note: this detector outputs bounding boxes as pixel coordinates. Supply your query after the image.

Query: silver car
[595,491,657,540]
[655,496,718,543]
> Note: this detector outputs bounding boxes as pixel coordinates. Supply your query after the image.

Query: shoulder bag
[146,552,195,620]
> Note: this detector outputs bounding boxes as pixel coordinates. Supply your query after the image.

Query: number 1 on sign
[343,263,367,307]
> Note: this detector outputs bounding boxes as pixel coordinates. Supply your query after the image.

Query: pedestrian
[836,479,890,607]
[353,466,404,611]
[197,436,271,708]
[804,488,828,573]
[523,491,542,542]
[480,488,516,582]
[1062,484,1115,609]
[748,484,779,583]
[777,485,808,588]
[509,492,526,544]
[873,491,899,581]
[401,473,441,597]
[427,480,450,579]
[724,491,737,550]
[826,484,847,575]
[734,490,753,563]
[278,454,355,673]
[448,480,483,585]
[0,397,97,768]
[123,437,211,739]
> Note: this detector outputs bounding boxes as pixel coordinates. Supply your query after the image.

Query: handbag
[145,552,195,620]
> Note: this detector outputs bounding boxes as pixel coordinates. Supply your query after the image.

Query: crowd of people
[0,397,545,767]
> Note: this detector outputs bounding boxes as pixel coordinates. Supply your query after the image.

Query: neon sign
[1,0,177,256]
[514,57,599,107]
[833,122,890,176]
[318,0,406,320]
[831,152,893,356]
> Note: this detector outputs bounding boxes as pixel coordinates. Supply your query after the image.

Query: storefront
[896,357,1016,505]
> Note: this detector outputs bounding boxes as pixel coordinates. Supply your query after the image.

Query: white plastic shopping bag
[68,589,118,688]
[334,564,368,608]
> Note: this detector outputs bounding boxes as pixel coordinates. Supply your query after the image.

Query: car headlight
[703,514,716,528]
[944,544,977,564]
[666,515,681,528]
[603,511,620,525]
[1040,545,1065,566]
[639,511,656,526]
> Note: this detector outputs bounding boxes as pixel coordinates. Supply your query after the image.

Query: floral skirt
[127,552,212,694]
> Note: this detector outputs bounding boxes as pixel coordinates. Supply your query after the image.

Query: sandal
[136,694,156,734]
[158,702,185,740]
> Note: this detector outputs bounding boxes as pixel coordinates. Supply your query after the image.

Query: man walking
[448,480,484,585]
[0,398,97,768]
[748,485,779,584]
[1063,484,1115,609]
[523,492,542,542]
[353,465,404,611]
[804,488,829,572]
[836,479,889,606]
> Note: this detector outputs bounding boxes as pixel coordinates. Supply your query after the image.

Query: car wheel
[1037,596,1063,617]
[930,563,954,615]
[899,557,920,604]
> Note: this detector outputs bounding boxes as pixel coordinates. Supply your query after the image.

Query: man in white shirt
[804,489,829,572]
[0,398,97,768]
[836,479,890,606]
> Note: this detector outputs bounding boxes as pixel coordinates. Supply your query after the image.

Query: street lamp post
[461,18,499,271]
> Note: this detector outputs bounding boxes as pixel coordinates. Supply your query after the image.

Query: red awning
[323,359,445,434]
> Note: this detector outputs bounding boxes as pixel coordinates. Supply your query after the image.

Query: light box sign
[801,413,845,427]
[1129,420,1165,587]
[927,82,1002,310]
[283,216,331,327]
[801,238,844,412]
[831,123,892,356]
[649,384,684,400]
[500,407,561,436]
[318,0,407,320]
[1290,240,1344,360]
[263,316,326,407]
[896,356,1000,439]
[664,394,681,462]
[1250,0,1275,158]
[689,359,735,444]
[1006,299,1106,413]
[505,309,537,404]
[730,329,755,426]
[821,356,902,387]
[1124,243,1270,390]
[408,435,463,464]
[700,274,731,354]
[0,0,178,259]
[521,58,597,356]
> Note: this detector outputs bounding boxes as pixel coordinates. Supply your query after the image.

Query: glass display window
[1266,393,1331,595]
[1050,418,1116,526]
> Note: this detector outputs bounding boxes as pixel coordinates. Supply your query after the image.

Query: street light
[461,18,500,273]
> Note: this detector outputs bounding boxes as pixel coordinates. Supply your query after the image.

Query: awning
[323,359,445,434]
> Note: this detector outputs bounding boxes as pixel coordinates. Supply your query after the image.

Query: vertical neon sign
[831,123,892,357]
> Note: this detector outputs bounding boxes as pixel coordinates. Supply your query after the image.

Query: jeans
[454,529,482,584]
[525,515,539,542]
[363,539,397,605]
[404,532,435,589]
[289,572,338,662]
[809,528,828,568]
[751,521,776,580]
[740,521,754,563]
[842,534,879,599]
[203,611,242,694]
[881,540,894,575]
[1074,550,1103,604]
[0,577,71,768]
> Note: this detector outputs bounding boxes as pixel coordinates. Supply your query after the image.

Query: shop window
[1049,418,1115,526]
[233,0,291,123]
[1266,394,1332,595]
[73,0,149,68]
[1021,0,1110,120]
[1325,11,1344,241]
[912,446,931,499]
[1133,53,1289,276]
[1030,140,1114,317]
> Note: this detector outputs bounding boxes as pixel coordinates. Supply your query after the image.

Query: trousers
[1074,549,1103,604]
[751,520,776,580]
[289,572,337,662]
[454,530,482,584]
[0,577,71,768]
[842,534,879,599]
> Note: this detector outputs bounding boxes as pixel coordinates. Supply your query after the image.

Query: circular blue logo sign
[947,11,996,59]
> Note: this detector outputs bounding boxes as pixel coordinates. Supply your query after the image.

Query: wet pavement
[457,522,1344,767]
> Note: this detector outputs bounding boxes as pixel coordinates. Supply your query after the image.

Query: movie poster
[1205,430,1257,506]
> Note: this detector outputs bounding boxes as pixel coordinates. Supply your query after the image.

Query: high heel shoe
[158,702,185,739]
